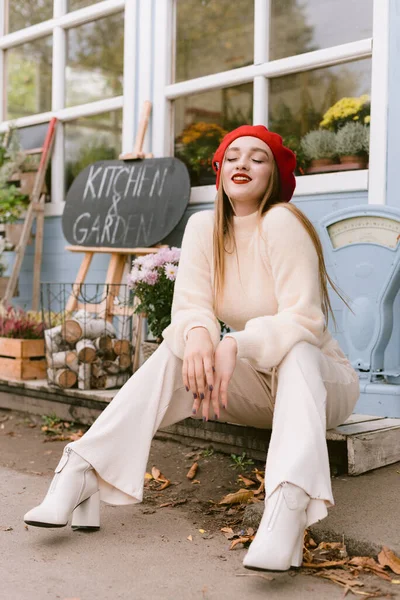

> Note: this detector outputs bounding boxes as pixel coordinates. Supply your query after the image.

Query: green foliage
[300,130,337,161]
[229,452,254,470]
[335,122,369,157]
[175,122,227,185]
[0,185,29,224]
[201,448,214,458]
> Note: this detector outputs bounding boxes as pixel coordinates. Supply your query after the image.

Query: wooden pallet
[159,413,400,476]
[326,413,400,475]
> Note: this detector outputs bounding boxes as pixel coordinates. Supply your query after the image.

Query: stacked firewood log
[44,310,133,390]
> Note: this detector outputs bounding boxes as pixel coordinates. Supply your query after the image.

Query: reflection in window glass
[269,0,373,61]
[269,59,371,174]
[65,111,122,191]
[7,0,53,33]
[66,13,124,107]
[68,0,99,11]
[175,0,254,83]
[7,37,52,120]
[174,84,253,186]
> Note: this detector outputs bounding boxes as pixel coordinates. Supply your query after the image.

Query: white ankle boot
[24,445,100,530]
[243,482,310,572]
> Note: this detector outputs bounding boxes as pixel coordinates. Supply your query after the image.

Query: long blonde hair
[212,159,351,331]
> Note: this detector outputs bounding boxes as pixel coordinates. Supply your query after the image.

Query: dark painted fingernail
[209,385,213,392]
[185,386,189,392]
[212,366,215,372]
[192,409,197,414]
[214,413,218,419]
[200,393,205,400]
[222,404,226,409]
[193,393,197,399]
[202,417,207,422]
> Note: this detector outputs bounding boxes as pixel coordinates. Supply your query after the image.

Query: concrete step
[0,377,399,475]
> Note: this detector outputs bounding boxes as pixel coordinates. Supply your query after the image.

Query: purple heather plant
[0,305,44,339]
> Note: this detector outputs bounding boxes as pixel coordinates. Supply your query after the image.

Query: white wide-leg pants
[68,339,360,527]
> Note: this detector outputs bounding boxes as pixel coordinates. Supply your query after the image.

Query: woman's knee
[279,341,321,375]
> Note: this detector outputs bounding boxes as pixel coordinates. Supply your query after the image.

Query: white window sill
[44,170,368,217]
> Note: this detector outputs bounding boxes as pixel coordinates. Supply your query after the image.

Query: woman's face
[221,136,274,212]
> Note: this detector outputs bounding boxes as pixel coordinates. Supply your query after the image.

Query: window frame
[0,0,128,216]
[157,0,388,205]
[0,0,390,216]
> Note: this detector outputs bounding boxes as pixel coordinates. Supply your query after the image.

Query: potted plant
[175,122,227,186]
[335,122,369,169]
[320,94,371,132]
[300,130,338,174]
[127,246,181,362]
[0,305,46,380]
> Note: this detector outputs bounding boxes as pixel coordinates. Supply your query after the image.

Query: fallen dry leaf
[220,527,235,540]
[191,479,201,485]
[378,546,400,575]
[0,526,13,531]
[144,472,153,480]
[152,466,161,480]
[349,557,392,581]
[303,559,348,569]
[187,535,193,541]
[219,489,254,505]
[199,529,206,534]
[186,462,199,480]
[237,475,256,487]
[158,480,171,491]
[229,535,254,550]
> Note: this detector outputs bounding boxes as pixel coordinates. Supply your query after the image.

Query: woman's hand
[182,327,215,413]
[208,336,238,420]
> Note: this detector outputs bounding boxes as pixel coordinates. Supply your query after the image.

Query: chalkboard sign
[62,158,191,248]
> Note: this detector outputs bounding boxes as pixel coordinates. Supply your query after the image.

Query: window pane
[66,13,124,107]
[269,59,371,174]
[175,0,254,83]
[7,0,53,33]
[65,111,122,191]
[270,0,373,61]
[68,0,99,10]
[7,37,52,120]
[174,84,253,186]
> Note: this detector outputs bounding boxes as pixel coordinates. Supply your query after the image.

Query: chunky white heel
[243,482,309,572]
[71,490,100,530]
[290,531,305,567]
[24,445,100,529]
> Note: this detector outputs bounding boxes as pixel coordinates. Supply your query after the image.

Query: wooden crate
[0,337,46,380]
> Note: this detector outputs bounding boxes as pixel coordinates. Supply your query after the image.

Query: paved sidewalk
[1,465,351,600]
[0,407,399,599]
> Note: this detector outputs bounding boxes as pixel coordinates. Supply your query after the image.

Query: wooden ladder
[2,117,57,310]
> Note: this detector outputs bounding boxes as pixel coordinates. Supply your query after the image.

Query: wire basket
[40,282,135,391]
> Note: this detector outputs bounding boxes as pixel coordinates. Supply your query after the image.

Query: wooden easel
[2,117,57,310]
[65,101,164,371]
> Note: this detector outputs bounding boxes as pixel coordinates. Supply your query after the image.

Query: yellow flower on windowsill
[320,95,370,131]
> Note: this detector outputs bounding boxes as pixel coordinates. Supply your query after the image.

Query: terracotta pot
[305,158,339,175]
[310,158,336,167]
[339,155,368,168]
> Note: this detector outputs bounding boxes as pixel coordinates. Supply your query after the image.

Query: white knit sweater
[162,206,343,371]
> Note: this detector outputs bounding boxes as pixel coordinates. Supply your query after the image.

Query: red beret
[212,125,296,203]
